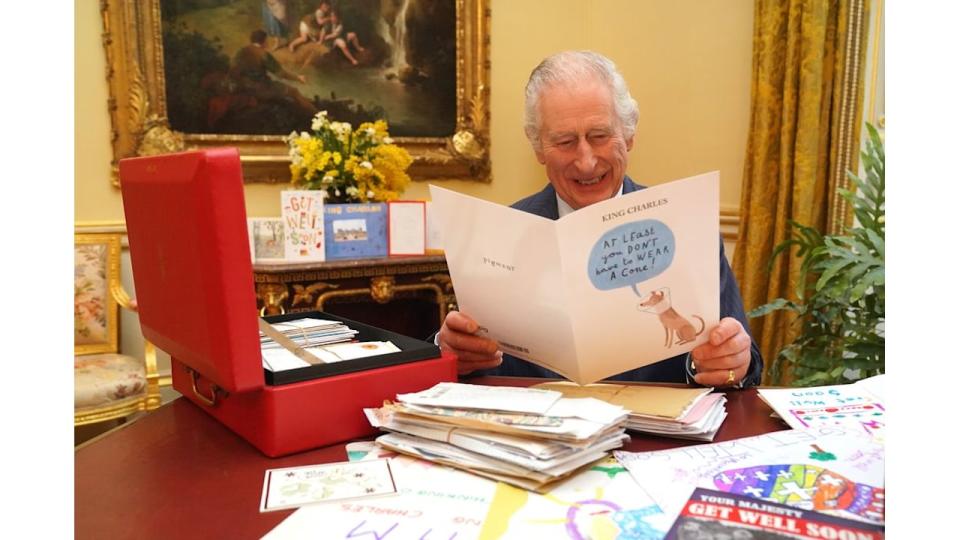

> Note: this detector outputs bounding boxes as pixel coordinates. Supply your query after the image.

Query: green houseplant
[749,123,884,386]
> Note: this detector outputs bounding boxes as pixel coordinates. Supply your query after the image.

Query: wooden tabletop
[75,377,787,539]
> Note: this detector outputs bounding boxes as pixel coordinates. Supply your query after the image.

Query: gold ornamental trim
[100,0,491,186]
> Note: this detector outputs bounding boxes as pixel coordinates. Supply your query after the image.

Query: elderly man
[438,51,763,388]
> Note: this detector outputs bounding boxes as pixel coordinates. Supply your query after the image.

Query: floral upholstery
[75,354,147,409]
[74,233,161,425]
[75,243,110,346]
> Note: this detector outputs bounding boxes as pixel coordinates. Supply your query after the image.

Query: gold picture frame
[100,0,490,187]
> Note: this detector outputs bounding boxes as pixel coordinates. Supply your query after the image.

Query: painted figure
[320,10,366,66]
[288,1,333,53]
[262,0,291,50]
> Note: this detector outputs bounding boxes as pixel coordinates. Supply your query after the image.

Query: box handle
[188,367,221,407]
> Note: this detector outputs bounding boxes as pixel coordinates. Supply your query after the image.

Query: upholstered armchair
[75,233,162,425]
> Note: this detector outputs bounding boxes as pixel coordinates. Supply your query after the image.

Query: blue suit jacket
[470,176,764,386]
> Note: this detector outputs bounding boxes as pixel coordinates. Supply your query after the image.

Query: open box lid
[119,148,263,394]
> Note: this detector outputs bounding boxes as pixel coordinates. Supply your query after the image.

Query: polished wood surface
[253,254,456,340]
[75,378,787,539]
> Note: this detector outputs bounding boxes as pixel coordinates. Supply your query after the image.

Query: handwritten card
[259,459,397,512]
[324,203,388,259]
[263,454,495,539]
[281,190,325,261]
[387,200,426,256]
[758,376,886,441]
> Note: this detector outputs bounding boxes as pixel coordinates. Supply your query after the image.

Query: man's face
[534,80,634,210]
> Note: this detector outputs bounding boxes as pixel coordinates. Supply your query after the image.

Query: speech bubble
[587,219,676,292]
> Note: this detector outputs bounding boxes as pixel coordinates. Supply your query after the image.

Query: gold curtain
[732,0,869,383]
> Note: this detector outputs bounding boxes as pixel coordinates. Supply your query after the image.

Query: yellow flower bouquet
[285,111,413,203]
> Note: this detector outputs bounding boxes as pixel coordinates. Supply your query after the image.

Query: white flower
[383,137,394,144]
[335,189,341,196]
[346,186,360,197]
[365,127,376,136]
[311,111,329,131]
[299,131,311,140]
[367,190,375,198]
[322,175,334,184]
[360,161,373,169]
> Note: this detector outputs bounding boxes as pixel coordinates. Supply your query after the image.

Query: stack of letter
[363,382,630,492]
[533,382,727,441]
[260,318,366,372]
[259,318,359,350]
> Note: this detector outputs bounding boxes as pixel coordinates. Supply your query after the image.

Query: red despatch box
[119,148,457,457]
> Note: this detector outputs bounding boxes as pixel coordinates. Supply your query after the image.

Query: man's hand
[438,311,503,375]
[690,317,752,387]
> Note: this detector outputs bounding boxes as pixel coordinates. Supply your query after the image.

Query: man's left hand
[690,317,752,387]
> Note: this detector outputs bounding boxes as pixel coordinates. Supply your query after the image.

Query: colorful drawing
[758,385,886,441]
[713,463,885,523]
[789,402,885,437]
[808,444,837,462]
[616,426,885,527]
[480,457,671,540]
[281,190,325,261]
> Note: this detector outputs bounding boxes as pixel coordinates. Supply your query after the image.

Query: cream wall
[76,0,753,221]
[76,0,754,376]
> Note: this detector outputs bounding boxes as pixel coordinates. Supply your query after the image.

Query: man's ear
[534,148,547,164]
[625,134,635,152]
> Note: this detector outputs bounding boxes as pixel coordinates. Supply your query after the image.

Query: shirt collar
[556,182,625,218]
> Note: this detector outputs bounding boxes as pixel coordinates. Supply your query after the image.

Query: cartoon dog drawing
[639,290,705,347]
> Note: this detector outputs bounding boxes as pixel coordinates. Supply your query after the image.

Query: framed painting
[100,0,490,186]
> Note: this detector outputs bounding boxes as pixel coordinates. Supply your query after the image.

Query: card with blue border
[324,203,388,259]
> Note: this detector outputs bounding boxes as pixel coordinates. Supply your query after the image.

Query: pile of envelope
[259,318,358,350]
[364,382,630,492]
[533,382,727,441]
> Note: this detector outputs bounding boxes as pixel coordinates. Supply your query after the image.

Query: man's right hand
[438,311,503,375]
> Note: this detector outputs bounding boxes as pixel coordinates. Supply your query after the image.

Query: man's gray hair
[523,50,639,151]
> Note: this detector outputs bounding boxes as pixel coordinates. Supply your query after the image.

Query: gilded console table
[253,255,456,340]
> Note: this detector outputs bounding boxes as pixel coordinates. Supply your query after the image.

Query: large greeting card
[281,190,325,262]
[429,172,719,384]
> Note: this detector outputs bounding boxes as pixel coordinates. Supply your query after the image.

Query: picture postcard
[429,172,719,385]
[281,190,325,261]
[323,203,388,260]
[259,459,397,512]
[248,218,286,263]
[664,487,885,539]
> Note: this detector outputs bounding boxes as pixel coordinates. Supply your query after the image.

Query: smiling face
[534,79,634,210]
